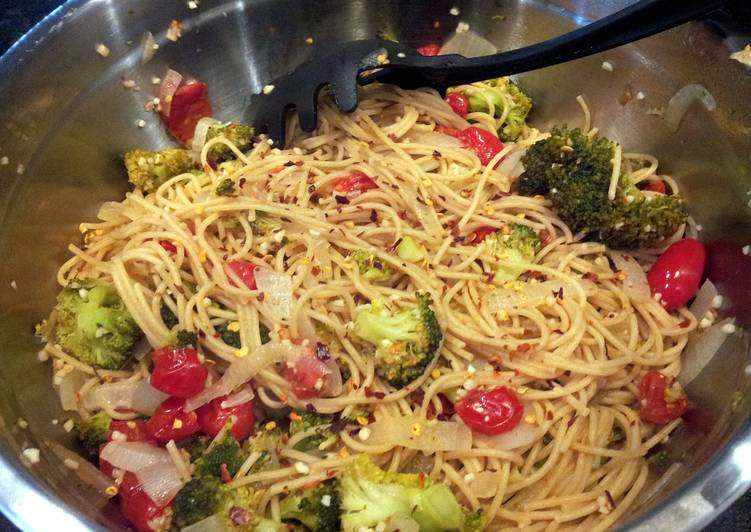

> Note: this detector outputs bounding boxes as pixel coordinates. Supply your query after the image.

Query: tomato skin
[196,395,255,441]
[119,472,171,532]
[145,397,200,442]
[283,356,330,399]
[158,240,177,254]
[456,387,523,435]
[332,171,378,194]
[162,81,213,144]
[227,260,258,290]
[647,239,706,311]
[417,43,441,56]
[445,92,469,118]
[467,226,498,245]
[457,126,504,166]
[641,180,666,194]
[107,420,156,444]
[639,370,687,424]
[150,347,208,398]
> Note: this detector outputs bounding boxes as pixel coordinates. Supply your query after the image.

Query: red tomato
[196,395,255,441]
[457,126,504,166]
[145,397,200,442]
[119,472,171,532]
[107,420,156,444]
[282,356,331,399]
[467,226,498,245]
[332,171,378,194]
[150,347,208,398]
[456,387,523,435]
[639,370,688,424]
[158,240,177,254]
[162,81,213,144]
[641,180,666,194]
[445,92,469,118]
[99,458,116,478]
[417,43,441,56]
[647,239,706,311]
[227,260,258,290]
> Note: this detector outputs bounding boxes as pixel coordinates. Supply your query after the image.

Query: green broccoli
[160,300,179,329]
[175,329,198,348]
[206,123,255,162]
[483,224,541,282]
[340,455,476,532]
[195,434,247,478]
[289,410,337,452]
[250,212,281,237]
[280,479,341,532]
[396,235,426,263]
[517,126,687,249]
[349,249,395,282]
[246,425,283,474]
[353,293,442,387]
[215,178,235,196]
[54,279,142,369]
[74,412,111,455]
[215,321,270,348]
[123,148,193,193]
[450,77,532,141]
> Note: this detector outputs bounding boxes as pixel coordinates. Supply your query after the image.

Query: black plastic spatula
[246,0,728,146]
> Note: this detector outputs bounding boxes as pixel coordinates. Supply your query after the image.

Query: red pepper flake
[417,472,426,487]
[257,292,265,302]
[397,210,408,220]
[229,506,252,526]
[370,209,378,223]
[335,195,350,205]
[175,285,185,294]
[239,177,246,187]
[583,271,599,282]
[546,410,554,420]
[538,229,552,246]
[679,319,691,328]
[326,469,337,478]
[281,432,290,445]
[311,265,321,276]
[159,240,178,254]
[568,416,577,427]
[220,463,232,483]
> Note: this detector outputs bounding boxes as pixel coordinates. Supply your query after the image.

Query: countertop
[0,0,748,530]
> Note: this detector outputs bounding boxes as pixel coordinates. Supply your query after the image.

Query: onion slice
[688,279,719,321]
[483,278,594,313]
[192,116,221,155]
[609,251,651,303]
[46,439,116,495]
[100,441,172,472]
[136,461,184,507]
[467,471,505,499]
[220,386,255,409]
[440,30,498,58]
[181,514,226,532]
[366,415,472,452]
[141,31,156,64]
[411,131,464,149]
[82,379,168,416]
[678,318,733,386]
[664,84,716,132]
[159,69,183,117]
[255,268,294,320]
[58,369,88,411]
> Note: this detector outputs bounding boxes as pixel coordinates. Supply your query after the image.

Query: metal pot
[0,0,749,530]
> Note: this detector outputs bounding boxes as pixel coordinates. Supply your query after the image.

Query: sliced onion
[297,312,319,344]
[440,30,498,58]
[414,201,443,238]
[664,84,716,132]
[220,386,255,409]
[181,514,226,532]
[101,441,172,472]
[58,369,88,411]
[689,279,718,321]
[46,440,116,495]
[185,342,304,411]
[192,117,221,154]
[366,415,472,452]
[411,131,464,149]
[255,268,294,320]
[383,515,420,532]
[159,69,183,117]
[473,403,540,451]
[609,251,651,303]
[483,278,594,313]
[678,318,733,386]
[467,471,505,499]
[321,357,343,397]
[141,31,156,64]
[82,379,168,416]
[136,461,184,507]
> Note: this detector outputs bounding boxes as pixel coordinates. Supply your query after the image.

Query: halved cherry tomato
[417,43,441,56]
[641,180,667,194]
[467,226,498,245]
[227,260,258,290]
[150,347,208,398]
[119,472,171,532]
[107,420,156,444]
[145,397,200,442]
[196,395,255,441]
[457,126,504,166]
[445,92,469,118]
[647,239,706,311]
[282,356,331,399]
[158,240,177,254]
[639,370,688,424]
[456,386,523,435]
[332,171,378,194]
[162,81,213,144]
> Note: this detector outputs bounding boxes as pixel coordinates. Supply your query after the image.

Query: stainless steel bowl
[0,0,749,530]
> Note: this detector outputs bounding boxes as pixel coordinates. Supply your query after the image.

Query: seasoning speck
[305,37,314,45]
[636,91,646,100]
[187,0,199,9]
[22,448,40,464]
[136,119,147,129]
[358,427,371,441]
[10,280,17,291]
[456,22,470,33]
[63,419,75,432]
[721,322,737,334]
[262,84,276,95]
[64,458,79,470]
[16,418,27,429]
[743,245,750,256]
[166,20,184,42]
[0,156,8,166]
[449,6,460,15]
[96,44,110,57]
[294,461,310,475]
[601,61,614,72]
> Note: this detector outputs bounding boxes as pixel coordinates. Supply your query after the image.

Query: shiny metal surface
[0,1,748,530]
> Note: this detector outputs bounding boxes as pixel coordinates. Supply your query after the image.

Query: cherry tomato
[99,457,116,478]
[282,356,331,399]
[145,397,200,442]
[162,81,213,144]
[196,395,255,441]
[332,171,378,194]
[641,180,666,194]
[417,43,441,56]
[467,226,498,245]
[445,92,469,118]
[457,126,504,166]
[158,240,177,254]
[150,347,208,398]
[119,472,171,532]
[227,260,258,290]
[647,239,706,311]
[639,370,688,424]
[107,420,156,444]
[456,386,523,435]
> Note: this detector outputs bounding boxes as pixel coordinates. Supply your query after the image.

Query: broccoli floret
[354,293,442,388]
[123,148,193,193]
[215,178,236,196]
[216,321,270,348]
[483,224,541,282]
[340,455,475,532]
[74,412,111,455]
[280,479,341,532]
[517,126,686,249]
[54,279,141,369]
[206,123,255,162]
[195,434,247,478]
[160,299,179,329]
[349,250,395,282]
[289,410,337,452]
[450,77,532,141]
[247,426,283,474]
[250,212,281,237]
[463,509,486,532]
[396,235,426,263]
[175,329,198,348]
